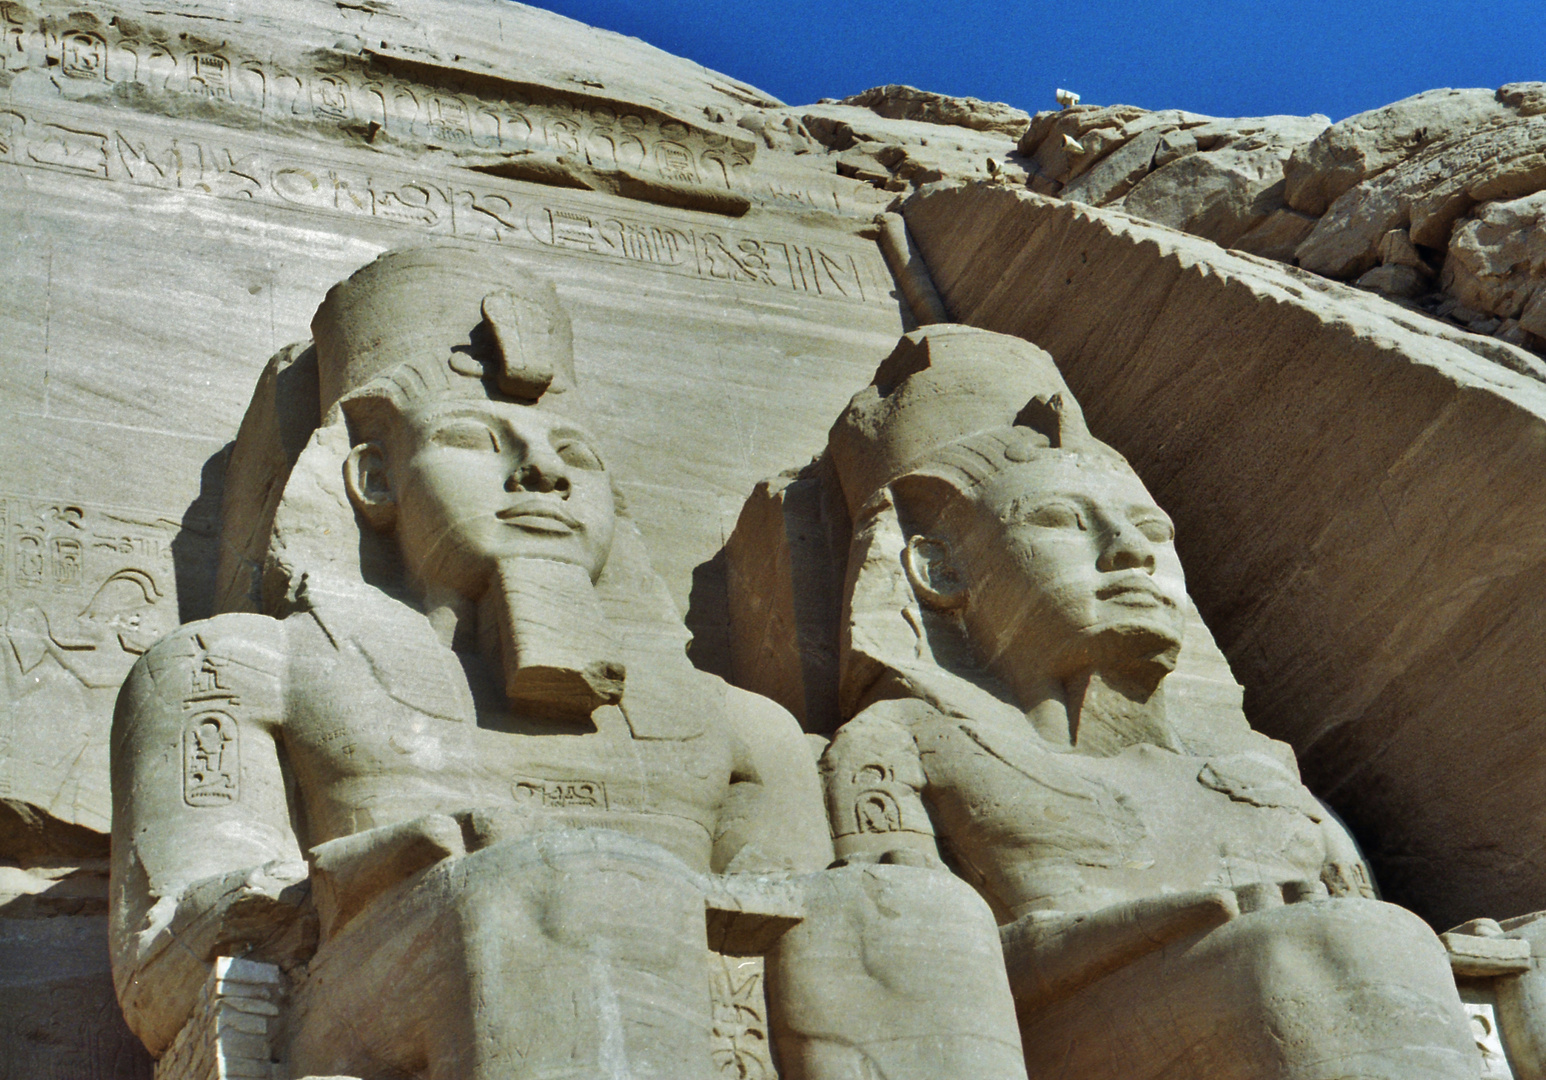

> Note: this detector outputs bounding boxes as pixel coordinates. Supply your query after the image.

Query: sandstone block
[835,84,1033,138]
[1297,114,1546,279]
[1233,208,1319,262]
[1355,264,1429,299]
[1444,192,1546,337]
[1285,87,1517,215]
[1029,107,1325,255]
[1121,142,1301,249]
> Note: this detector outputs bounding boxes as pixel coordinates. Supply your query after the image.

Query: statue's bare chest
[917,720,1327,910]
[281,636,734,862]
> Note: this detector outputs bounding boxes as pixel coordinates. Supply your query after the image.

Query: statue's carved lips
[1095,578,1177,609]
[496,502,581,534]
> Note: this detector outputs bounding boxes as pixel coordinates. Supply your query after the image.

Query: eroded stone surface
[1284,88,1520,216]
[1018,104,1328,253]
[1444,192,1546,339]
[1297,113,1546,280]
[11,0,1546,1073]
[833,84,1033,137]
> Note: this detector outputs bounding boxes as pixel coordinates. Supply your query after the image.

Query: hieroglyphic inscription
[855,789,903,834]
[4,5,757,195]
[512,777,608,809]
[1,492,208,687]
[0,104,894,306]
[709,954,777,1080]
[183,711,239,806]
[1463,1001,1515,1080]
[182,642,241,807]
[0,3,27,73]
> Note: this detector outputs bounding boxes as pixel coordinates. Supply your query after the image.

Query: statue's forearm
[1000,889,1240,1013]
[117,861,311,1054]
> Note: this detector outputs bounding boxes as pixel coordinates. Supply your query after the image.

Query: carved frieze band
[0,1,757,192]
[0,102,891,305]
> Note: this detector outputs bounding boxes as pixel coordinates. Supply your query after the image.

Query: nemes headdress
[827,325,1115,521]
[217,246,579,614]
[311,246,576,419]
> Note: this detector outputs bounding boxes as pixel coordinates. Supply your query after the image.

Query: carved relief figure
[761,325,1482,1079]
[109,250,1025,1080]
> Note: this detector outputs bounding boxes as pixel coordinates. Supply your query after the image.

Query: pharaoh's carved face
[938,454,1186,680]
[363,399,616,597]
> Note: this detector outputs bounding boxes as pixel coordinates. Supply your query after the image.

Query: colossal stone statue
[108,250,1025,1080]
[741,324,1483,1079]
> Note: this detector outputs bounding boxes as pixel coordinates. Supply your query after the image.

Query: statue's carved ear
[344,441,397,532]
[904,535,967,611]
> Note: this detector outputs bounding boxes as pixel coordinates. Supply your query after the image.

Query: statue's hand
[1320,860,1378,899]
[309,813,466,936]
[134,860,312,971]
[1000,889,1239,1012]
[830,846,947,871]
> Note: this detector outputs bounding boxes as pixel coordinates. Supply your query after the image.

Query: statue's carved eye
[1133,516,1174,543]
[1020,502,1084,530]
[431,420,499,452]
[554,438,604,471]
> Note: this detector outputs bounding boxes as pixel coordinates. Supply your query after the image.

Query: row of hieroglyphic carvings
[0,1,758,191]
[0,102,894,306]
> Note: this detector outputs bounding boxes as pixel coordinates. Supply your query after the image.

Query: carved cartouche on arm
[109,614,309,1054]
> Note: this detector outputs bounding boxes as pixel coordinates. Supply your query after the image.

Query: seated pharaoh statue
[108,250,1029,1080]
[728,324,1484,1080]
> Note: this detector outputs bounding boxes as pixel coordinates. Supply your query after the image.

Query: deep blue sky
[535,0,1542,122]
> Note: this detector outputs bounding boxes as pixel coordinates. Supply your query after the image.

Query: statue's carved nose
[507,461,570,496]
[1098,523,1156,573]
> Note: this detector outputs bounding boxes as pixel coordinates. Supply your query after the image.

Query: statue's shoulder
[119,613,289,728]
[134,612,287,668]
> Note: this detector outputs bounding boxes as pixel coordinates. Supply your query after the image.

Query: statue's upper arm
[714,685,834,875]
[110,613,304,1050]
[820,700,940,864]
[112,613,298,895]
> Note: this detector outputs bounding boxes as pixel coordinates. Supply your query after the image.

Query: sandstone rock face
[1,915,151,1079]
[902,180,1546,930]
[11,0,1546,1074]
[1017,105,1328,254]
[833,84,1033,137]
[1284,88,1520,216]
[1119,139,1305,250]
[1280,85,1546,352]
[1444,192,1546,338]
[1296,113,1546,279]
[781,100,1029,193]
[1013,87,1546,362]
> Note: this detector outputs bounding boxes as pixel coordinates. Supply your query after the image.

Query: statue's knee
[448,832,706,973]
[808,863,995,924]
[1276,899,1449,977]
[769,867,1026,1080]
[776,866,1015,1011]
